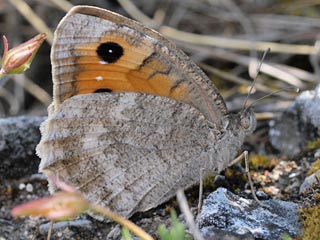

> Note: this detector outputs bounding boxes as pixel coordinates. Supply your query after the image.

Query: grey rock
[197,188,301,240]
[0,116,45,180]
[39,219,93,234]
[200,227,255,240]
[299,169,320,194]
[269,86,320,156]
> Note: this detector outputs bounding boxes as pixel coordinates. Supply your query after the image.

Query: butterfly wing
[52,6,228,129]
[37,6,255,218]
[38,92,224,217]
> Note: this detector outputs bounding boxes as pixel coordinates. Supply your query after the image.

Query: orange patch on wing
[57,37,189,102]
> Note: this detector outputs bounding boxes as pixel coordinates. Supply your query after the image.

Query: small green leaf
[121,227,134,240]
[158,209,191,240]
[281,233,293,240]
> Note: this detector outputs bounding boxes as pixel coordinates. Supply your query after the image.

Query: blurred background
[0,0,319,118]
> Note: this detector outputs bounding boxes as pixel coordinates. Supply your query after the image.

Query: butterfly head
[239,108,256,134]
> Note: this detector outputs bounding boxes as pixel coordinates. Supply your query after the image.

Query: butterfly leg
[229,151,267,207]
[197,168,204,215]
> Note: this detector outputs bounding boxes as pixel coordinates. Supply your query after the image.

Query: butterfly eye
[240,116,250,129]
[96,41,124,63]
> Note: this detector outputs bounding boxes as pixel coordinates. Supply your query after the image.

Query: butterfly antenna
[243,86,300,113]
[242,48,270,112]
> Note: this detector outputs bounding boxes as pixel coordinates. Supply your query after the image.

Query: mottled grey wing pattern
[38,92,227,217]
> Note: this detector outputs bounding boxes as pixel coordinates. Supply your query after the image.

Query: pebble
[25,183,33,192]
[18,183,25,190]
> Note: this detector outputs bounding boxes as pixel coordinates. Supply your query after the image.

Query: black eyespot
[96,42,124,63]
[94,88,112,93]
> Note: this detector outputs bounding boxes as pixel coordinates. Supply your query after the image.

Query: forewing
[51,6,228,128]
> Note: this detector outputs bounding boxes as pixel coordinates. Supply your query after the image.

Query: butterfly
[36,5,256,218]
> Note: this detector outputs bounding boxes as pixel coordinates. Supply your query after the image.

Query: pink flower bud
[0,33,46,77]
[11,191,89,221]
[11,176,89,221]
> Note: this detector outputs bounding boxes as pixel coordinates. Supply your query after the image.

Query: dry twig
[8,0,53,45]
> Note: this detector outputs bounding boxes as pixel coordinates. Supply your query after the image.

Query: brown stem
[89,204,154,240]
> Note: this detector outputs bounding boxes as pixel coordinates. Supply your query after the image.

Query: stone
[269,85,320,156]
[299,169,320,194]
[197,188,301,240]
[0,116,45,180]
[39,219,93,234]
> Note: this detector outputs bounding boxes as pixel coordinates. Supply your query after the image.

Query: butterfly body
[37,6,255,218]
